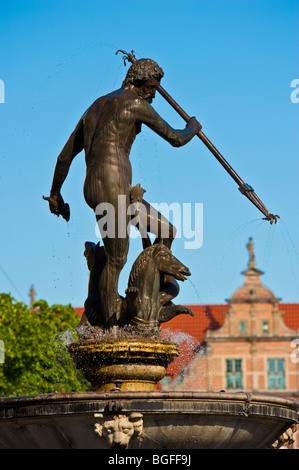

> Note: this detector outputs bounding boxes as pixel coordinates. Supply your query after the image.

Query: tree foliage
[0,293,90,396]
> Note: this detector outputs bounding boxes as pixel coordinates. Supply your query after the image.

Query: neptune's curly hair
[122,58,164,87]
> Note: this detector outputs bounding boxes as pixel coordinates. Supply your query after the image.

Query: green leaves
[0,294,90,396]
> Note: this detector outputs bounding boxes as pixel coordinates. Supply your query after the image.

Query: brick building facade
[159,238,299,447]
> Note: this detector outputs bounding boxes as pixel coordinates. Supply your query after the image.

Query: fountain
[0,51,297,450]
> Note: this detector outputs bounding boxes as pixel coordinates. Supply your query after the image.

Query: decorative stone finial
[28,284,36,306]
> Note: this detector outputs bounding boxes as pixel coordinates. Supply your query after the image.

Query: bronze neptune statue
[44,53,201,330]
[44,50,280,393]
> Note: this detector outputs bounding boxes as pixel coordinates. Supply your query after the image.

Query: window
[161,376,171,384]
[262,320,269,333]
[268,359,285,389]
[239,321,247,335]
[226,359,242,389]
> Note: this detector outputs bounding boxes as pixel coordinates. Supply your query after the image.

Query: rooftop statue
[246,237,256,269]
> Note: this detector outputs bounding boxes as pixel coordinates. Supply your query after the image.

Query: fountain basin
[0,391,297,449]
[68,340,179,391]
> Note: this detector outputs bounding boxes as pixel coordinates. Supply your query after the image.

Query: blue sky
[0,0,298,309]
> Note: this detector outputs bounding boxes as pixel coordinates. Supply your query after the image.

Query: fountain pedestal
[68,340,179,392]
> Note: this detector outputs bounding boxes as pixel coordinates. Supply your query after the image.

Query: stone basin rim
[0,390,298,412]
[68,340,180,356]
[0,390,298,450]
